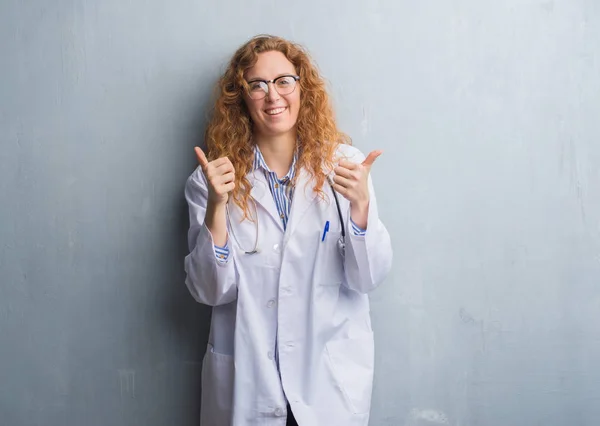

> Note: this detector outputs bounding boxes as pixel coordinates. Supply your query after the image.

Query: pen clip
[321,221,330,242]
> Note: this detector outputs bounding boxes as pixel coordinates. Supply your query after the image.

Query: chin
[263,123,295,136]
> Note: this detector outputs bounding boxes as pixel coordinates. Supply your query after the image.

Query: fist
[195,147,235,206]
[332,150,382,207]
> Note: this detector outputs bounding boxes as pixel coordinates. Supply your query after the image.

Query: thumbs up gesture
[332,150,382,207]
[194,147,235,206]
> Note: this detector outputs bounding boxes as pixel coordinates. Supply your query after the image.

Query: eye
[248,81,264,91]
[276,77,294,86]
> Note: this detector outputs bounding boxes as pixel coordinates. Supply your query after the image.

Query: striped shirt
[214,145,365,261]
[253,145,297,231]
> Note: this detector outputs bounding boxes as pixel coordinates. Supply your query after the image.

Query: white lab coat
[184,144,392,426]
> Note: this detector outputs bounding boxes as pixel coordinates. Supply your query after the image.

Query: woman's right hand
[194,147,235,206]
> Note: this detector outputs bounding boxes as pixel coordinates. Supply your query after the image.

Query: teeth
[266,107,286,115]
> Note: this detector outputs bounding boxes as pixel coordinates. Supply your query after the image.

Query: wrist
[350,200,369,230]
[350,199,369,214]
[206,199,226,219]
[205,201,228,246]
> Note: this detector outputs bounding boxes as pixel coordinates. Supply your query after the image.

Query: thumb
[362,150,383,169]
[194,147,209,169]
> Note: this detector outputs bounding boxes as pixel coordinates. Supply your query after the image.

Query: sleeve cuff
[350,218,367,236]
[214,242,230,263]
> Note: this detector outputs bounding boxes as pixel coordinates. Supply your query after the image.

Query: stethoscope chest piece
[337,237,346,258]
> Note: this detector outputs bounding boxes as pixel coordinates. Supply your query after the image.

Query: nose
[265,82,280,102]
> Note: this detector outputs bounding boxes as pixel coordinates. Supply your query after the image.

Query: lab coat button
[274,407,284,416]
[273,243,281,253]
[267,299,276,308]
[267,351,274,360]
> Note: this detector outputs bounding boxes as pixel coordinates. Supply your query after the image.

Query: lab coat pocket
[200,344,234,425]
[316,231,345,286]
[325,334,374,415]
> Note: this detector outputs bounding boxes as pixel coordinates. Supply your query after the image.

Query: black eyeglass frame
[245,75,300,99]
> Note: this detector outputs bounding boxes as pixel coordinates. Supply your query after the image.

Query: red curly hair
[204,34,350,219]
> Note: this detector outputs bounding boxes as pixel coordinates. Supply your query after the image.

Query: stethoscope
[226,177,346,256]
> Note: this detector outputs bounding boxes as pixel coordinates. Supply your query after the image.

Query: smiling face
[243,51,301,140]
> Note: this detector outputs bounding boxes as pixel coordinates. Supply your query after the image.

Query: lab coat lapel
[286,168,318,239]
[248,170,284,232]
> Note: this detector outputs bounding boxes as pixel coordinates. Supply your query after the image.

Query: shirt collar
[253,145,298,181]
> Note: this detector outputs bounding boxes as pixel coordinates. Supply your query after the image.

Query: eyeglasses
[245,75,300,100]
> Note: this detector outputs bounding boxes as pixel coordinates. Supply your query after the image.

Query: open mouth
[264,107,287,116]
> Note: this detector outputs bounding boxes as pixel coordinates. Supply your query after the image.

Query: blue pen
[321,221,330,242]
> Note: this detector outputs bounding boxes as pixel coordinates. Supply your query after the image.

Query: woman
[184,35,392,426]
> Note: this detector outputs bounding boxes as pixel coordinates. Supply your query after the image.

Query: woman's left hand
[332,150,382,228]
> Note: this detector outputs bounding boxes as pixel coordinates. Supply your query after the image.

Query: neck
[255,131,297,178]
